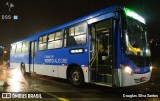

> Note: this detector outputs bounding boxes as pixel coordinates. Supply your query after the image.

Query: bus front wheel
[69,67,84,87]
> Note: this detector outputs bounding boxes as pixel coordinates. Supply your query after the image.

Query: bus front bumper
[119,69,151,87]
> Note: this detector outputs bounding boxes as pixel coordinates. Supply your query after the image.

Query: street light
[4,51,7,54]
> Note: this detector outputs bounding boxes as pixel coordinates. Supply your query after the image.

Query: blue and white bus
[10,5,152,87]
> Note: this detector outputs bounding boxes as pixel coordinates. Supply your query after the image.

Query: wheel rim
[72,71,80,83]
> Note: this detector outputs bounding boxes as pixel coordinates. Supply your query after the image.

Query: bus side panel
[33,45,89,80]
[10,53,30,71]
[33,64,58,77]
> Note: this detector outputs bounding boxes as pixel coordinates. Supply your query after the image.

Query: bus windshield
[123,17,151,57]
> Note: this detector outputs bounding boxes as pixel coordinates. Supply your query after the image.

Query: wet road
[0,65,160,101]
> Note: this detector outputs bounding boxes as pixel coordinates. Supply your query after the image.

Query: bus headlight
[121,65,134,76]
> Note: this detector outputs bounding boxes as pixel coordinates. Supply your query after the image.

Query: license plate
[141,77,146,81]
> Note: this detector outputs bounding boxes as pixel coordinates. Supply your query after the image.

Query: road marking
[34,88,69,101]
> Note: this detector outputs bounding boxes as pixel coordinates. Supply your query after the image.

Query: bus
[10,5,152,87]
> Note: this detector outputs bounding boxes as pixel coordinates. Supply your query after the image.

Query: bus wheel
[21,63,26,75]
[69,67,84,87]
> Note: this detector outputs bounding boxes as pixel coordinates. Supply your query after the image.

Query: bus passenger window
[65,22,87,47]
[48,31,63,49]
[38,35,47,50]
[16,42,22,53]
[22,41,29,53]
[48,33,55,49]
[54,31,63,48]
[74,23,86,45]
[69,27,75,36]
[11,44,16,54]
[67,36,77,46]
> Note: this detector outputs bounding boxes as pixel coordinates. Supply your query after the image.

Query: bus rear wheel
[69,67,84,87]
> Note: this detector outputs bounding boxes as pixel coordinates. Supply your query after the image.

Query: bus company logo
[44,55,68,64]
[2,93,11,98]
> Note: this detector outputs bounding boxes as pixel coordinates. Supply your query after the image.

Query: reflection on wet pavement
[0,66,29,92]
[6,68,29,92]
[0,66,7,82]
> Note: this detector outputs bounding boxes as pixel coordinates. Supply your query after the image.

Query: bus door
[30,41,37,73]
[89,19,113,86]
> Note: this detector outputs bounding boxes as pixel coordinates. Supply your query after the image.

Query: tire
[69,66,84,87]
[21,63,26,75]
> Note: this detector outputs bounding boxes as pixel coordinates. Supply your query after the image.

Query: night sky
[0,0,160,64]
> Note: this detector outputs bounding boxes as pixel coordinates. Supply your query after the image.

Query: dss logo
[2,15,11,20]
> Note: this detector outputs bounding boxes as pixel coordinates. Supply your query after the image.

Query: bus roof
[12,5,120,44]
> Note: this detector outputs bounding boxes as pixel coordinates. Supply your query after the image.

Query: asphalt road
[0,65,160,101]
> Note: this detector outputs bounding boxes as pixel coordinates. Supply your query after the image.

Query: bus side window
[38,35,47,50]
[22,41,29,53]
[74,22,87,45]
[11,44,16,54]
[48,33,55,49]
[54,31,63,48]
[64,22,87,47]
[16,43,22,53]
[48,31,63,49]
[67,36,77,46]
[68,26,77,46]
